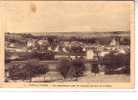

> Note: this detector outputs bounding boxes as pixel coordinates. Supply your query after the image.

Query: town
[5,32,130,82]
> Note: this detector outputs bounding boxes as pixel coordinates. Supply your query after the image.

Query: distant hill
[5,31,130,39]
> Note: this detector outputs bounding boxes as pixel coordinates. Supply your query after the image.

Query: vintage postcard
[0,1,135,89]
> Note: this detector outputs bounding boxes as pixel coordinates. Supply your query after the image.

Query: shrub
[59,58,85,78]
[103,52,130,74]
[8,59,49,81]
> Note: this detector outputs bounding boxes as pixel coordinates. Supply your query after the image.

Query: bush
[8,59,49,81]
[72,59,85,77]
[59,58,85,78]
[103,52,130,74]
[58,59,72,78]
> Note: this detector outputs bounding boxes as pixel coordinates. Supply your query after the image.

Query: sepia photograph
[5,32,130,83]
